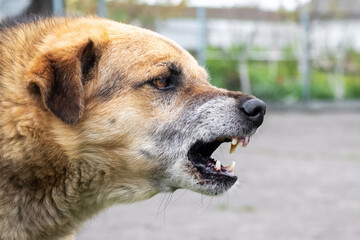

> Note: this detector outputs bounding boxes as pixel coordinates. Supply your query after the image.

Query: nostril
[240,98,266,119]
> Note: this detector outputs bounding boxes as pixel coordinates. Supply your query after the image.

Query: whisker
[155,193,168,220]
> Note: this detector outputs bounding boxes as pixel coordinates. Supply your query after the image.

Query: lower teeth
[215,160,221,171]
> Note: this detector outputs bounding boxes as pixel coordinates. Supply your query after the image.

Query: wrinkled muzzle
[151,92,266,195]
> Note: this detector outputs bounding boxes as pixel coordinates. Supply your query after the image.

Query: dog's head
[27,17,265,203]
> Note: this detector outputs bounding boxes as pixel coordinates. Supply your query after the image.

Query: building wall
[156,17,360,60]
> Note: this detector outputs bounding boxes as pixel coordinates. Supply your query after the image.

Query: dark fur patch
[28,39,98,125]
[167,62,182,76]
[96,71,125,100]
[45,56,84,125]
[28,82,41,96]
[81,39,97,85]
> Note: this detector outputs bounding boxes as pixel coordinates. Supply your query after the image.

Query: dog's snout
[240,98,266,126]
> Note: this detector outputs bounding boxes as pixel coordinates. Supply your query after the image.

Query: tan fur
[0,16,263,239]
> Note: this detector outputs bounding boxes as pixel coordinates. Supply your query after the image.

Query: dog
[0,16,266,239]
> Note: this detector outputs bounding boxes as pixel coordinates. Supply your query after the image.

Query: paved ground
[77,111,360,240]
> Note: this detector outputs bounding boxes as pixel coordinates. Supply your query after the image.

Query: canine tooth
[230,138,239,154]
[215,160,221,171]
[228,161,236,173]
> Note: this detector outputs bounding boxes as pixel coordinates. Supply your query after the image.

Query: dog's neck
[0,20,94,238]
[0,118,109,239]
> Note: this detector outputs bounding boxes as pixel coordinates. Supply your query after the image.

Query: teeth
[215,160,221,171]
[229,135,251,152]
[218,135,250,173]
[223,161,236,173]
[230,138,239,154]
[228,161,235,173]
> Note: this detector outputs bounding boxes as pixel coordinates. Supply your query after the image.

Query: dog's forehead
[105,23,209,82]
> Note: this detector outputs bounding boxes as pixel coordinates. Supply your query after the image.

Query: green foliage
[344,75,360,99]
[311,70,334,99]
[346,48,360,66]
[206,44,360,101]
[249,61,301,101]
[66,0,186,29]
[206,46,241,90]
[66,0,97,14]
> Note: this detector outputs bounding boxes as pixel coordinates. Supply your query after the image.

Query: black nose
[240,98,266,126]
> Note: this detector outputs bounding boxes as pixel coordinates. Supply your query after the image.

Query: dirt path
[77,112,360,240]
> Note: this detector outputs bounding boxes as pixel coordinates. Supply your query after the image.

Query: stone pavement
[77,111,360,240]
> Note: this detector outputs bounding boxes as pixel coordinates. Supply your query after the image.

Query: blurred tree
[66,0,187,29]
[66,0,98,15]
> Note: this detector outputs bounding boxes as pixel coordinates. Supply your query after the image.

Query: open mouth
[187,136,250,183]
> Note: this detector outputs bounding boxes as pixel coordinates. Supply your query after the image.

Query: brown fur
[0,16,263,239]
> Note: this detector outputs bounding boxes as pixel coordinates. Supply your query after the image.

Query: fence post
[52,0,64,16]
[300,9,311,101]
[197,7,207,67]
[98,0,107,18]
[238,47,251,94]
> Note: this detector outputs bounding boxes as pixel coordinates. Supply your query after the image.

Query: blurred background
[1,0,359,239]
[2,0,360,104]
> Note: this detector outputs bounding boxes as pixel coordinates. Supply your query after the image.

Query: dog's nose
[240,98,266,126]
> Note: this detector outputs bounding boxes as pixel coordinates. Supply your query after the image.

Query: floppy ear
[28,39,96,125]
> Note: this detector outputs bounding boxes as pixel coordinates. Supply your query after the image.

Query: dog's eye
[152,78,174,90]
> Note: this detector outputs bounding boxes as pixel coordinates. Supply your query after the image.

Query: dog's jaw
[144,95,262,196]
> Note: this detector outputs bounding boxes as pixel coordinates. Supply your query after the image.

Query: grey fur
[142,94,258,195]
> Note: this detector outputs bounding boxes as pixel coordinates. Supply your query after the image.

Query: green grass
[344,75,360,99]
[249,61,301,101]
[207,57,360,101]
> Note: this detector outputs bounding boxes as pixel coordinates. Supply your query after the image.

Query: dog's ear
[28,39,96,125]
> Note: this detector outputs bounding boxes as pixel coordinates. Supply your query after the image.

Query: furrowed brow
[133,61,183,89]
[166,62,182,76]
